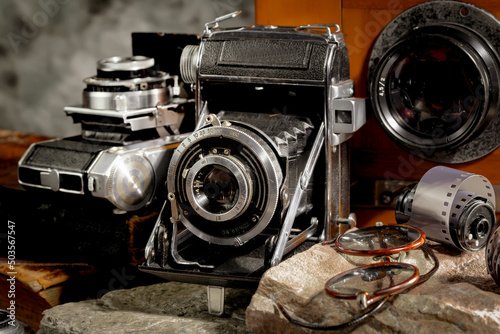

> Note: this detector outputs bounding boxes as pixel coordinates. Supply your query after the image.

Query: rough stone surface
[38,281,253,334]
[246,242,500,333]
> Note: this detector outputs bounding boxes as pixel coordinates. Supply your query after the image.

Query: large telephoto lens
[369,2,500,163]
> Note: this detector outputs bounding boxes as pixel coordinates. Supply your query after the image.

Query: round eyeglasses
[277,224,439,330]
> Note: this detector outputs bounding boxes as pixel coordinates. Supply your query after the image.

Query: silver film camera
[18,33,199,211]
[141,13,366,297]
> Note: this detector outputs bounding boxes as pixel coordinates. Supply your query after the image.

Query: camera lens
[82,54,170,112]
[372,25,498,157]
[386,36,484,140]
[97,56,154,73]
[168,123,283,245]
[186,154,252,223]
[369,1,500,163]
[196,165,239,214]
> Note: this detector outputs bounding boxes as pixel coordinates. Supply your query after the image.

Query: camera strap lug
[204,10,241,35]
[298,24,340,40]
[336,213,357,235]
[270,122,325,267]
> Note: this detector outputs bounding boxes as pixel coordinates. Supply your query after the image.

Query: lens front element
[186,154,252,222]
[369,1,500,164]
[201,165,238,210]
[386,36,484,140]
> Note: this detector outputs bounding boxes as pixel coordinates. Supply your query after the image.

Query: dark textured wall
[0,0,254,137]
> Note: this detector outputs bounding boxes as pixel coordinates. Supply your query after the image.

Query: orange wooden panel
[254,0,500,185]
[342,7,403,96]
[354,208,397,227]
[344,0,500,10]
[255,0,342,27]
[341,0,500,184]
[352,147,500,184]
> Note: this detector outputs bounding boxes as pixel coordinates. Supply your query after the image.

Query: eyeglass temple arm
[276,295,389,331]
[416,243,440,283]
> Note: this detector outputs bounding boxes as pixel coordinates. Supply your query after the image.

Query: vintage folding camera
[140,12,366,311]
[18,33,199,211]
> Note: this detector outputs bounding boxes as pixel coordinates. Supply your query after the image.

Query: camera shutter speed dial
[107,154,155,211]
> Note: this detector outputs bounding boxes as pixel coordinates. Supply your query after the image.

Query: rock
[246,242,500,333]
[38,281,253,334]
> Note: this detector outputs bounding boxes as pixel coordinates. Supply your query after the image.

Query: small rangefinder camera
[141,12,366,293]
[18,33,199,211]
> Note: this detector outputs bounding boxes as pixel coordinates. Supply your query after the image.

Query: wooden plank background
[255,0,500,185]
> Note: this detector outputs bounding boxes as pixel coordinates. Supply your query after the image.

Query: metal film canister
[396,166,496,251]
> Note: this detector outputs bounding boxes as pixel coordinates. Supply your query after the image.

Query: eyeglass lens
[326,263,417,298]
[337,225,423,253]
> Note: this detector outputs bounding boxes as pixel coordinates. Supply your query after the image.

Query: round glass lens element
[336,225,425,255]
[387,37,484,139]
[326,263,418,298]
[194,165,239,214]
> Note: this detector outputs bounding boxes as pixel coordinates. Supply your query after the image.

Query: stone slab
[246,242,500,333]
[38,281,254,334]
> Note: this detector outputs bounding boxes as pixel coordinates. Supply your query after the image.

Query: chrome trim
[97,56,154,72]
[82,88,168,110]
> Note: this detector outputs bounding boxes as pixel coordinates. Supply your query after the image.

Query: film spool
[397,166,496,251]
[486,219,500,286]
